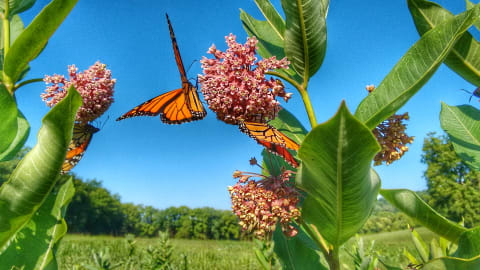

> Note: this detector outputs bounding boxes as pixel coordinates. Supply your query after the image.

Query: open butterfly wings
[61,123,99,174]
[239,121,300,168]
[116,14,206,124]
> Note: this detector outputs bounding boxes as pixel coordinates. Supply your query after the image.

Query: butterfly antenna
[186,59,197,74]
[460,88,473,94]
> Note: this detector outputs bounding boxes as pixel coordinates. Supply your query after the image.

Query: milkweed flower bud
[41,61,116,124]
[199,34,291,124]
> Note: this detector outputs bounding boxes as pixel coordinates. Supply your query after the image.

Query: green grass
[57,228,437,269]
[58,235,261,270]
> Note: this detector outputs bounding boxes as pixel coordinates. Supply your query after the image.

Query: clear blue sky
[14,0,479,210]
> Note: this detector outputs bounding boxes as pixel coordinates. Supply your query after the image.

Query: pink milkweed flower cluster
[41,61,116,124]
[228,167,301,238]
[199,34,291,125]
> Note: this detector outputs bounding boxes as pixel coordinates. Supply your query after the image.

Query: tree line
[1,132,479,237]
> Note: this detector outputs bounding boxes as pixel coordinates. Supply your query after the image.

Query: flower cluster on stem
[228,161,301,238]
[41,61,115,124]
[367,85,414,165]
[199,34,291,124]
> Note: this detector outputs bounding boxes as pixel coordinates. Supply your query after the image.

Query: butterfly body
[62,123,99,174]
[117,14,206,124]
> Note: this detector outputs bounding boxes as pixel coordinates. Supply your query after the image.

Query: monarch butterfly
[61,123,99,174]
[239,121,300,167]
[116,14,206,124]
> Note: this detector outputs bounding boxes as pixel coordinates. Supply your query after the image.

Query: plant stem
[298,88,317,128]
[3,0,9,55]
[301,220,329,259]
[326,247,340,270]
[14,78,44,91]
[266,71,318,128]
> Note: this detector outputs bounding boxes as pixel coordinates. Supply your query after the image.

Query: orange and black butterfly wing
[166,13,188,83]
[239,121,300,167]
[116,89,184,121]
[239,122,300,151]
[61,124,99,174]
[258,140,299,168]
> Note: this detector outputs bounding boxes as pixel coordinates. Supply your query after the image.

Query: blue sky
[14,0,479,210]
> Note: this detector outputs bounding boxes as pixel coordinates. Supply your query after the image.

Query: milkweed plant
[0,0,480,269]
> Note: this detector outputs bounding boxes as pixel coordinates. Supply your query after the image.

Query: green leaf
[440,103,480,170]
[281,0,327,78]
[408,0,480,87]
[0,178,75,269]
[454,227,480,259]
[0,86,81,249]
[0,110,29,162]
[296,101,381,247]
[0,84,17,154]
[0,0,36,18]
[409,225,430,262]
[421,255,480,269]
[355,4,480,129]
[466,0,480,31]
[3,0,77,86]
[254,0,286,38]
[380,189,467,243]
[273,225,326,270]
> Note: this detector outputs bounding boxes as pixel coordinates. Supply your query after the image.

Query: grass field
[57,228,435,269]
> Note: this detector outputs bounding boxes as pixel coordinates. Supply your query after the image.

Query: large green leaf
[453,227,480,259]
[0,0,36,19]
[355,4,480,129]
[0,110,29,162]
[421,255,480,269]
[380,189,466,243]
[440,103,480,170]
[273,224,326,270]
[408,0,480,87]
[0,84,18,154]
[281,0,327,79]
[297,101,381,247]
[0,86,81,249]
[0,178,75,269]
[3,0,77,87]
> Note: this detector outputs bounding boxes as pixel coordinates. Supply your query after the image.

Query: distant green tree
[421,133,480,228]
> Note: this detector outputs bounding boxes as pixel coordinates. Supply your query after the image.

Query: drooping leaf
[440,103,480,170]
[0,178,75,269]
[453,227,480,259]
[380,189,467,243]
[297,101,381,247]
[0,0,36,19]
[273,224,326,270]
[0,110,29,162]
[0,84,18,154]
[281,0,327,79]
[3,0,77,87]
[0,86,81,249]
[421,255,480,269]
[408,0,480,87]
[355,4,480,129]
